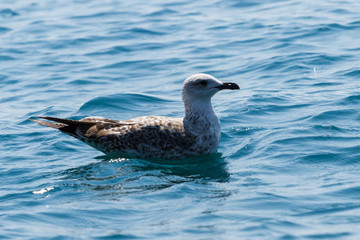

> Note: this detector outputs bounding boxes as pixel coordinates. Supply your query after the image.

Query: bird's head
[182,73,240,104]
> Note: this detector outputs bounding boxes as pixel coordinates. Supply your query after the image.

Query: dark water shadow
[56,153,230,196]
[128,152,230,183]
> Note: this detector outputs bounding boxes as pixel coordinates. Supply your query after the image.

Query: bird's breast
[184,115,221,154]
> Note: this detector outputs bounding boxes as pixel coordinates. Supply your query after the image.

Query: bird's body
[32,74,239,159]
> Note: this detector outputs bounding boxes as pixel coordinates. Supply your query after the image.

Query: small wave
[310,109,355,122]
[299,152,342,164]
[145,8,177,17]
[0,26,11,34]
[329,186,360,199]
[100,59,152,70]
[130,27,166,36]
[77,93,174,117]
[294,202,360,217]
[0,8,19,18]
[70,11,132,20]
[0,55,15,61]
[341,94,360,103]
[343,69,360,77]
[86,45,132,56]
[220,0,262,8]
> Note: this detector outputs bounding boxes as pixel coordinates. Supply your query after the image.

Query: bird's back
[94,116,198,158]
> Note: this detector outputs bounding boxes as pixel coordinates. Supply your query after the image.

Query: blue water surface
[1,0,360,239]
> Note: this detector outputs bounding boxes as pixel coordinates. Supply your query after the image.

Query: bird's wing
[98,116,197,155]
[32,116,196,157]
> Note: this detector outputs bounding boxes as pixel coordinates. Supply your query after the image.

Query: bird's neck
[183,98,220,135]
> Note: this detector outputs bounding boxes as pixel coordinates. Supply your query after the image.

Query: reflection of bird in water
[32,74,239,159]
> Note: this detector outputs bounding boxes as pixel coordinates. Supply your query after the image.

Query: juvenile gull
[32,74,239,159]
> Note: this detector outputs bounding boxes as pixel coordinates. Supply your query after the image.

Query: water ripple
[1,0,360,239]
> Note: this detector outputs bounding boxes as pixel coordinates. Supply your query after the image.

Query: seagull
[32,73,239,159]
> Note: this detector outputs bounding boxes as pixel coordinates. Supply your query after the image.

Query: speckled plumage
[32,74,239,159]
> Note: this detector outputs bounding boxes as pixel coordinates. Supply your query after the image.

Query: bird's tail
[30,116,89,137]
[30,117,68,129]
[32,116,83,126]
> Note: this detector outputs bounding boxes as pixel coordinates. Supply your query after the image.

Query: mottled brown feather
[33,116,197,158]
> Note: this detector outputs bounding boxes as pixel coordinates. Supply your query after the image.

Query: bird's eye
[200,80,208,86]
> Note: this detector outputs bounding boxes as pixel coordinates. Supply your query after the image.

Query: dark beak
[216,82,240,90]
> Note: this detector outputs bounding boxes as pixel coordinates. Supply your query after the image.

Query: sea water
[1,0,360,239]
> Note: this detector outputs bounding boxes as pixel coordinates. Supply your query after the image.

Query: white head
[182,73,239,105]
